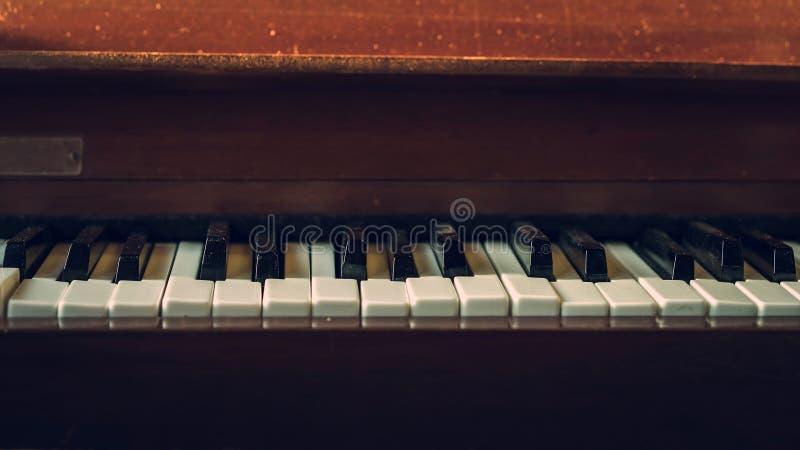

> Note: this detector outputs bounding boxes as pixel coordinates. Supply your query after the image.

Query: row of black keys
[1,220,794,284]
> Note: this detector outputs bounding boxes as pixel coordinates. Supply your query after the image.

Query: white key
[109,243,176,318]
[484,240,559,316]
[454,243,508,317]
[606,242,704,316]
[58,244,125,317]
[311,242,359,317]
[7,244,70,318]
[224,243,252,281]
[213,243,260,317]
[737,279,800,316]
[361,244,408,317]
[34,242,70,279]
[595,244,657,316]
[86,242,123,283]
[550,245,607,316]
[213,279,261,317]
[690,263,756,316]
[406,243,459,317]
[162,241,213,317]
[0,267,21,317]
[0,238,6,262]
[639,278,706,316]
[603,242,658,278]
[58,280,116,318]
[263,243,311,317]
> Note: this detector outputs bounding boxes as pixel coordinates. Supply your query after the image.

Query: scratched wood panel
[1,0,798,65]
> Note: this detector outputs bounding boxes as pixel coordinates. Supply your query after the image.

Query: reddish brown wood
[1,0,799,66]
[1,180,798,216]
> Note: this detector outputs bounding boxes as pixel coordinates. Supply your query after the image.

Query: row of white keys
[311,242,359,317]
[213,243,261,317]
[735,263,800,317]
[454,242,508,316]
[483,240,559,316]
[361,244,408,317]
[605,242,704,316]
[58,242,123,317]
[595,244,657,317]
[162,241,213,317]
[263,242,311,317]
[550,245,608,316]
[7,243,70,317]
[109,243,176,317]
[405,243,459,317]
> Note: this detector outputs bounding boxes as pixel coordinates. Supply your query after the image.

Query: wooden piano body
[1,1,800,448]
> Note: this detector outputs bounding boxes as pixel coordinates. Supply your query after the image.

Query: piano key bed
[2,218,800,330]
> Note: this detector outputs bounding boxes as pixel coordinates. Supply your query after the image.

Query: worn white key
[162,241,213,317]
[484,240,559,316]
[690,264,756,316]
[361,244,408,317]
[311,242,359,317]
[108,243,176,318]
[263,243,311,317]
[606,242,704,316]
[0,267,20,317]
[213,243,260,317]
[550,245,607,316]
[454,243,508,317]
[595,245,657,316]
[34,242,70,280]
[406,243,459,317]
[58,244,125,317]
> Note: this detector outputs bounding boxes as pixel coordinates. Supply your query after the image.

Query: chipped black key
[634,228,694,281]
[61,225,107,282]
[683,222,743,282]
[432,223,470,278]
[558,228,609,282]
[739,227,796,282]
[199,221,230,281]
[2,225,53,280]
[339,226,367,281]
[114,232,151,282]
[252,233,282,282]
[511,222,554,281]
[390,230,418,281]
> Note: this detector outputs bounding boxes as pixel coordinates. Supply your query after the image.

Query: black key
[432,222,470,278]
[199,221,230,281]
[558,228,609,282]
[739,227,796,282]
[2,225,53,280]
[61,225,107,282]
[114,232,150,282]
[511,222,554,281]
[634,228,694,281]
[252,233,282,282]
[683,222,743,282]
[339,226,367,281]
[390,230,417,281]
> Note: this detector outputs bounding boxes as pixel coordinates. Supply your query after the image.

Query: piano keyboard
[2,221,800,330]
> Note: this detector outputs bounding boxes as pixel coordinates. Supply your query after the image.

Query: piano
[1,0,800,448]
